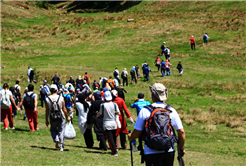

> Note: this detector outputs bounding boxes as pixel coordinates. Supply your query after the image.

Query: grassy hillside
[1,1,246,165]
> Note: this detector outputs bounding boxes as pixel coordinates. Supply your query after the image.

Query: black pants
[123,77,128,86]
[40,95,46,108]
[84,129,94,148]
[156,64,160,71]
[191,43,195,50]
[145,152,175,166]
[98,137,108,150]
[29,74,34,83]
[115,77,121,85]
[131,75,137,84]
[105,129,117,155]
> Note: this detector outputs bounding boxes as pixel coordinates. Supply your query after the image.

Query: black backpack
[63,94,69,106]
[130,69,135,76]
[30,70,34,76]
[142,105,178,151]
[40,88,47,96]
[23,93,35,109]
[47,95,63,121]
[121,71,125,79]
[161,44,165,50]
[14,86,20,98]
[84,75,88,82]
[113,70,118,77]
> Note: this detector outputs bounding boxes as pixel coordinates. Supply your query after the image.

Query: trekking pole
[177,143,185,166]
[128,130,133,166]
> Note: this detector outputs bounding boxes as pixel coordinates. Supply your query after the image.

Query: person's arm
[177,128,186,156]
[18,98,24,108]
[128,129,142,142]
[62,100,71,122]
[10,95,18,110]
[45,100,49,127]
[130,98,139,108]
[34,98,38,112]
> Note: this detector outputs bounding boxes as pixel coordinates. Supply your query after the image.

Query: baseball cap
[93,91,102,100]
[104,91,112,101]
[138,93,144,99]
[163,42,166,43]
[79,75,81,79]
[44,80,47,83]
[149,83,168,101]
[64,89,68,92]
[111,90,118,97]
[50,84,57,92]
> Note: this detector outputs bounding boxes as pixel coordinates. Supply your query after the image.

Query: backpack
[23,93,35,109]
[130,69,135,76]
[30,69,34,76]
[47,95,63,121]
[142,105,178,151]
[63,94,69,106]
[203,34,207,40]
[156,61,160,65]
[161,44,165,50]
[40,88,47,96]
[84,75,88,83]
[113,70,118,77]
[14,86,20,98]
[121,71,125,79]
[1,91,10,109]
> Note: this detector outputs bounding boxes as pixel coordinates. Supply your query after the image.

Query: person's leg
[116,135,121,149]
[1,108,8,129]
[123,78,125,86]
[7,105,14,128]
[58,119,65,149]
[131,76,133,84]
[120,132,127,149]
[105,130,117,155]
[50,121,59,143]
[161,68,165,77]
[83,129,94,148]
[26,109,35,131]
[99,136,108,150]
[135,76,137,83]
[126,77,128,86]
[146,73,149,81]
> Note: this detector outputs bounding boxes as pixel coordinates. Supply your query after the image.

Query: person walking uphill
[18,84,38,132]
[98,91,120,156]
[154,56,161,72]
[128,83,186,166]
[160,60,166,77]
[121,68,128,87]
[160,42,166,56]
[45,84,71,151]
[51,73,60,89]
[203,33,209,46]
[1,83,19,130]
[176,61,183,76]
[27,67,36,83]
[111,90,134,150]
[189,35,196,50]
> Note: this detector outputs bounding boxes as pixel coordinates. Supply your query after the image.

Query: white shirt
[0,89,12,105]
[46,95,65,119]
[76,102,89,134]
[164,48,170,55]
[28,68,33,76]
[14,84,21,91]
[134,102,183,155]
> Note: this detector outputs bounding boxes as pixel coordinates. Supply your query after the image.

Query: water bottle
[131,139,138,152]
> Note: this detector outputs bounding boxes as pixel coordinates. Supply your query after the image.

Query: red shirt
[190,37,195,44]
[113,97,131,135]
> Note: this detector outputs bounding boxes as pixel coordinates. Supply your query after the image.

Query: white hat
[163,42,166,44]
[104,91,112,101]
[191,35,194,37]
[111,90,118,97]
[79,75,81,79]
[50,84,57,91]
[149,83,168,101]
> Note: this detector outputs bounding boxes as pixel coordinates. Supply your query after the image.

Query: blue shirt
[131,99,151,116]
[161,62,166,69]
[63,93,72,108]
[143,67,151,74]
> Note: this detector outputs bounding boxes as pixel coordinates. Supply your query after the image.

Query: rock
[127,19,134,22]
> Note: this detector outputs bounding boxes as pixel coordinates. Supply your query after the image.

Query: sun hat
[149,83,168,101]
[50,84,57,92]
[138,93,144,99]
[104,91,112,101]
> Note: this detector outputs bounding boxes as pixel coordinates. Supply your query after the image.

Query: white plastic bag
[64,121,76,139]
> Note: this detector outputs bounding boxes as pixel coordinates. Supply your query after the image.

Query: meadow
[1,1,246,165]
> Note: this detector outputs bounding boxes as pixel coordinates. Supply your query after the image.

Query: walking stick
[129,130,133,166]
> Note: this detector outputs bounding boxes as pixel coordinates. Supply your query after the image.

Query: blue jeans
[161,68,165,77]
[166,69,171,76]
[145,73,149,81]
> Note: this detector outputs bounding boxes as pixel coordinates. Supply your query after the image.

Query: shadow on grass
[30,145,69,151]
[14,128,30,132]
[65,144,101,150]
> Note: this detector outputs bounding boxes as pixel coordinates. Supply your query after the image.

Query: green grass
[1,1,246,165]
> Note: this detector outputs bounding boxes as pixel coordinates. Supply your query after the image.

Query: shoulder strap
[47,96,52,103]
[144,105,155,113]
[56,95,61,103]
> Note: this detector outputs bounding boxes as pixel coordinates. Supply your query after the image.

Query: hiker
[18,84,39,132]
[68,76,75,87]
[83,72,90,87]
[130,93,151,116]
[160,42,166,56]
[1,83,19,130]
[117,85,128,101]
[99,77,108,88]
[189,35,196,50]
[142,61,148,78]
[27,67,36,83]
[98,91,120,156]
[45,84,71,151]
[203,33,209,45]
[77,92,94,148]
[51,73,60,88]
[121,68,128,87]
[9,87,18,118]
[112,90,134,150]
[113,68,121,85]
[92,80,100,90]
[176,60,183,76]
[63,89,74,123]
[22,87,28,120]
[87,91,108,150]
[65,81,75,92]
[165,60,172,76]
[14,80,21,104]
[107,76,116,90]
[154,56,161,72]
[143,64,151,81]
[128,83,186,166]
[135,64,140,78]
[160,60,166,77]
[130,66,137,84]
[76,75,84,88]
[82,80,92,92]
[164,47,171,62]
[113,77,119,88]
[39,85,47,108]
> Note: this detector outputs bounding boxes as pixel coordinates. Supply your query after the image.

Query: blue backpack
[203,35,207,40]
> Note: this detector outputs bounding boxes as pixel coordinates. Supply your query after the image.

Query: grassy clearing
[1,1,246,165]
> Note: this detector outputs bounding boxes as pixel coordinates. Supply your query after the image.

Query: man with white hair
[160,42,166,56]
[189,35,196,50]
[128,83,186,166]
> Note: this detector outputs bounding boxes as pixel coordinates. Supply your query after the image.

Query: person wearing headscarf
[87,91,107,150]
[154,56,161,72]
[121,68,128,87]
[165,60,172,76]
[176,60,183,76]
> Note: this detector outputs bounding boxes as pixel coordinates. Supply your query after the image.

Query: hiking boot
[23,117,26,120]
[11,127,15,130]
[4,128,8,130]
[55,141,59,149]
[113,152,118,156]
